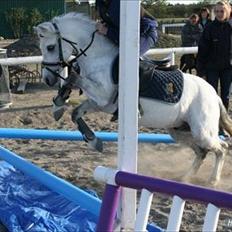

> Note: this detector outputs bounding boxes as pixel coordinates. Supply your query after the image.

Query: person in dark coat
[95,0,158,55]
[181,14,203,47]
[180,14,202,73]
[196,1,232,110]
[199,7,212,30]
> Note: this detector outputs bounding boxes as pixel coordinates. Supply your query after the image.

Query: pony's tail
[219,97,232,136]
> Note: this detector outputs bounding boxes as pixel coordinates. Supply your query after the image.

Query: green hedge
[0,0,64,39]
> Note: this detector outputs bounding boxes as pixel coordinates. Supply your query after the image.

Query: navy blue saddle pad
[139,60,184,103]
[112,58,184,104]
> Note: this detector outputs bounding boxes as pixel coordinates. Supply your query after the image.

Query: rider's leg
[111,101,143,122]
[110,35,155,122]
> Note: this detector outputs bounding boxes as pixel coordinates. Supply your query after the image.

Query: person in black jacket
[196,1,232,110]
[181,14,203,47]
[180,14,202,73]
[95,0,158,55]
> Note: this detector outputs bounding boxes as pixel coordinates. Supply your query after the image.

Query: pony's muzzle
[44,76,57,86]
[42,69,59,87]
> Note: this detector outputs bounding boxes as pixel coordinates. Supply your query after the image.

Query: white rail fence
[146,46,198,65]
[0,47,198,66]
[161,23,185,34]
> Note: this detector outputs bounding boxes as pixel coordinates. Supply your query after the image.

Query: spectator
[181,14,203,47]
[180,14,202,73]
[95,0,158,55]
[196,0,232,110]
[199,7,212,29]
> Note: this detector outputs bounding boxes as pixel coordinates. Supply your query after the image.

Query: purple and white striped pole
[95,166,232,231]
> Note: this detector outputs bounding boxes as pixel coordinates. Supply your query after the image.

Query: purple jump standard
[96,184,121,232]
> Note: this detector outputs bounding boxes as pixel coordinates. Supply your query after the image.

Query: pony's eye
[47,45,55,51]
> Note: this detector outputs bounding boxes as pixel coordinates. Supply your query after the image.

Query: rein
[42,22,97,80]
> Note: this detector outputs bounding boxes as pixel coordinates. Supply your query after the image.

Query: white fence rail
[0,56,42,65]
[161,23,185,34]
[0,47,198,66]
[146,46,198,65]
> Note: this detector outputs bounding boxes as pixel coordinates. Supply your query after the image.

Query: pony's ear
[34,22,54,37]
[33,26,38,35]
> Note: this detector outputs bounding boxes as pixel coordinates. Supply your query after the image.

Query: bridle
[41,22,97,81]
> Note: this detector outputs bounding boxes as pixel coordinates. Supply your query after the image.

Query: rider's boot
[110,104,143,122]
[110,109,118,122]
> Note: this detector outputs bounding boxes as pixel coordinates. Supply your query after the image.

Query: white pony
[35,13,232,185]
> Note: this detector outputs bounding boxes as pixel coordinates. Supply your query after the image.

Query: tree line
[5,8,59,38]
[142,0,216,18]
[6,0,215,38]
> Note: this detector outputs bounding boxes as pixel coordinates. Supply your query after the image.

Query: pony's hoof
[179,171,192,182]
[207,178,218,188]
[53,105,66,121]
[88,137,103,152]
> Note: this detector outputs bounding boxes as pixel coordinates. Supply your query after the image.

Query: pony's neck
[57,17,91,47]
[58,15,117,58]
[57,14,118,76]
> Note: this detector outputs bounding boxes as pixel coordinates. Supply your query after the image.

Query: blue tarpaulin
[0,161,97,232]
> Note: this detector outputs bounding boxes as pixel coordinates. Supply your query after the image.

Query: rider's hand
[96,22,108,35]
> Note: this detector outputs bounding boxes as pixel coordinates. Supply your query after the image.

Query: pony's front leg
[71,100,103,152]
[52,89,71,121]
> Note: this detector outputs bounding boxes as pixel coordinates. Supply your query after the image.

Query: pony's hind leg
[209,140,228,185]
[192,130,228,186]
[168,127,208,180]
[170,126,226,185]
[184,145,208,180]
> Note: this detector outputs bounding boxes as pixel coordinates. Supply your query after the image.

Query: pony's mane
[53,12,94,26]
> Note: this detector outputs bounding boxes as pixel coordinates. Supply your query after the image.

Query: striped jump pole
[94,166,232,232]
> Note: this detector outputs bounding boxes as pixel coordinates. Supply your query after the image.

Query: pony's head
[35,13,117,87]
[35,21,74,86]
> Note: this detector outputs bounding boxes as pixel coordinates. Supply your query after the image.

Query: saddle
[112,56,177,85]
[112,56,183,104]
